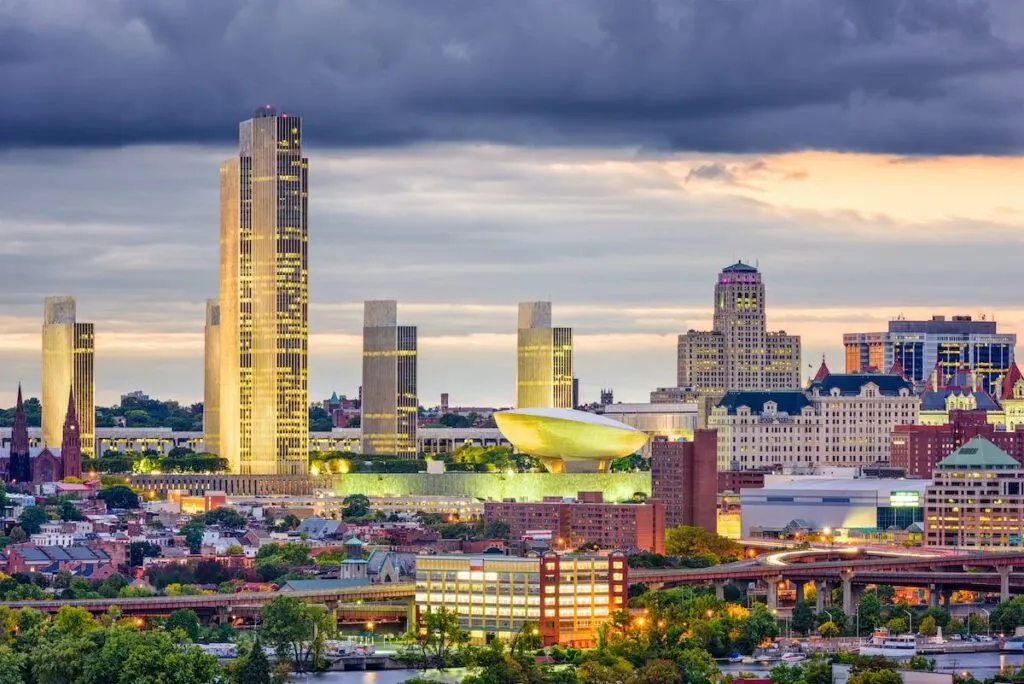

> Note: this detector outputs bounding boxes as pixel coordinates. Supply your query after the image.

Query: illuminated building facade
[677,262,801,396]
[41,296,95,457]
[361,300,418,456]
[414,552,628,646]
[203,300,221,457]
[516,302,573,409]
[844,315,1015,396]
[219,106,309,475]
[925,437,1024,548]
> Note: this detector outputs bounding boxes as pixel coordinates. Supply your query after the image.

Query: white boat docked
[858,629,917,658]
[1003,635,1024,652]
[780,653,807,663]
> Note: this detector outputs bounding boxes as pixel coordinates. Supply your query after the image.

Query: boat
[780,653,806,663]
[858,629,917,658]
[728,652,744,663]
[1002,635,1024,652]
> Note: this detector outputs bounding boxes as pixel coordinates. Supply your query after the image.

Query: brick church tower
[9,385,31,483]
[61,389,82,480]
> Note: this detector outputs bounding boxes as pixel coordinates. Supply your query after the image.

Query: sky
[1,0,1024,408]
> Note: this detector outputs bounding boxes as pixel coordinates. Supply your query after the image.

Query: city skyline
[1,3,1024,408]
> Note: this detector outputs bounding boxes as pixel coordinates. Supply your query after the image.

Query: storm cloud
[2,0,1024,153]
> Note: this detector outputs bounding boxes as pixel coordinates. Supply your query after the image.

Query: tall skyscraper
[219,106,309,475]
[677,262,800,394]
[844,314,1015,395]
[361,300,418,456]
[515,302,573,409]
[203,299,221,457]
[42,296,95,457]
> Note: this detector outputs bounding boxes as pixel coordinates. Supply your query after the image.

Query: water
[310,653,1024,683]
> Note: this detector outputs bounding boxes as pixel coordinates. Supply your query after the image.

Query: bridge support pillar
[841,572,856,616]
[793,580,806,603]
[326,600,339,625]
[816,581,828,614]
[715,581,727,601]
[217,606,229,626]
[928,584,939,608]
[767,577,782,612]
[1000,565,1013,602]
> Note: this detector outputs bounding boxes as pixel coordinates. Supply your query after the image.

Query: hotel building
[203,300,221,457]
[709,365,917,470]
[361,300,418,456]
[218,106,309,475]
[844,314,1015,396]
[414,551,628,646]
[516,302,573,409]
[41,296,95,457]
[677,262,801,396]
[650,430,718,532]
[924,437,1024,549]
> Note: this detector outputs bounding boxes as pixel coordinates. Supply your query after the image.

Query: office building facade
[414,552,628,646]
[361,300,417,456]
[844,314,1015,396]
[203,300,221,457]
[678,262,801,395]
[516,302,573,409]
[219,106,309,475]
[650,430,718,532]
[483,492,665,553]
[925,437,1024,548]
[41,297,95,457]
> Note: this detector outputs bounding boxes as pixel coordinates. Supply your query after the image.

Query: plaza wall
[330,472,651,502]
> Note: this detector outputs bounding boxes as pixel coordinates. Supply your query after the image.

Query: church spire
[9,384,30,483]
[811,355,831,383]
[61,387,81,480]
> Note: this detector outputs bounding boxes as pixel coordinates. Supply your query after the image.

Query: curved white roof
[496,407,642,433]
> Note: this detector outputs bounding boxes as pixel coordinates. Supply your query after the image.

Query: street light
[978,608,991,637]
[902,609,913,636]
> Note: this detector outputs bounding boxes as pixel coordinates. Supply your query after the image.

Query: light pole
[902,609,913,636]
[978,608,991,637]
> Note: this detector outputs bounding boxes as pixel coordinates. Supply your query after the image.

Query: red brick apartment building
[650,428,718,532]
[484,492,665,553]
[891,410,1024,477]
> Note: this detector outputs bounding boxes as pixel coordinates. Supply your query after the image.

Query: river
[300,652,1024,683]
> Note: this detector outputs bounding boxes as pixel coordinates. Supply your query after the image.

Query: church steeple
[9,385,31,483]
[61,388,80,480]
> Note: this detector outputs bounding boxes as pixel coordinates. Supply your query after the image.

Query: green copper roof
[937,437,1020,470]
[722,261,758,273]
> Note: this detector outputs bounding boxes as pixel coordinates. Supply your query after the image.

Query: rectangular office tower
[361,300,417,456]
[203,300,221,457]
[844,314,1015,395]
[219,106,309,475]
[516,302,573,409]
[41,296,95,457]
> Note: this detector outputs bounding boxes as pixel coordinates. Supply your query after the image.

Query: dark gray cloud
[2,0,1023,153]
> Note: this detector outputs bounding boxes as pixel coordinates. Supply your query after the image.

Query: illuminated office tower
[219,106,309,475]
[361,300,418,456]
[516,302,573,409]
[203,299,221,457]
[41,297,95,457]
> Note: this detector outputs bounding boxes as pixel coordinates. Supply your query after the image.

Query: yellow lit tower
[515,301,573,409]
[360,300,418,457]
[219,106,309,475]
[41,296,95,457]
[203,299,220,456]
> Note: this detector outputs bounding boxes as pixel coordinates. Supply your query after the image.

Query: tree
[858,592,883,634]
[58,500,84,521]
[737,603,779,653]
[483,519,511,540]
[849,671,902,684]
[885,617,907,634]
[260,596,335,673]
[919,615,938,637]
[18,506,49,535]
[97,485,140,509]
[577,655,633,684]
[341,494,371,519]
[674,648,720,684]
[818,621,840,638]
[204,507,246,529]
[992,596,1024,633]
[53,605,98,636]
[791,601,815,635]
[181,520,206,554]
[8,527,26,544]
[664,526,742,561]
[166,608,202,641]
[309,406,333,432]
[0,646,24,684]
[631,659,679,684]
[409,608,468,671]
[225,543,244,556]
[129,541,161,566]
[30,634,91,683]
[79,626,219,684]
[231,637,273,684]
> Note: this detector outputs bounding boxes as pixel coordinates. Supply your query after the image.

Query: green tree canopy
[17,506,49,535]
[97,485,140,509]
[165,608,202,641]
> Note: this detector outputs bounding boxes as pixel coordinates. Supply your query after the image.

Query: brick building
[483,492,664,553]
[891,410,1024,477]
[650,429,717,532]
[717,469,769,493]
